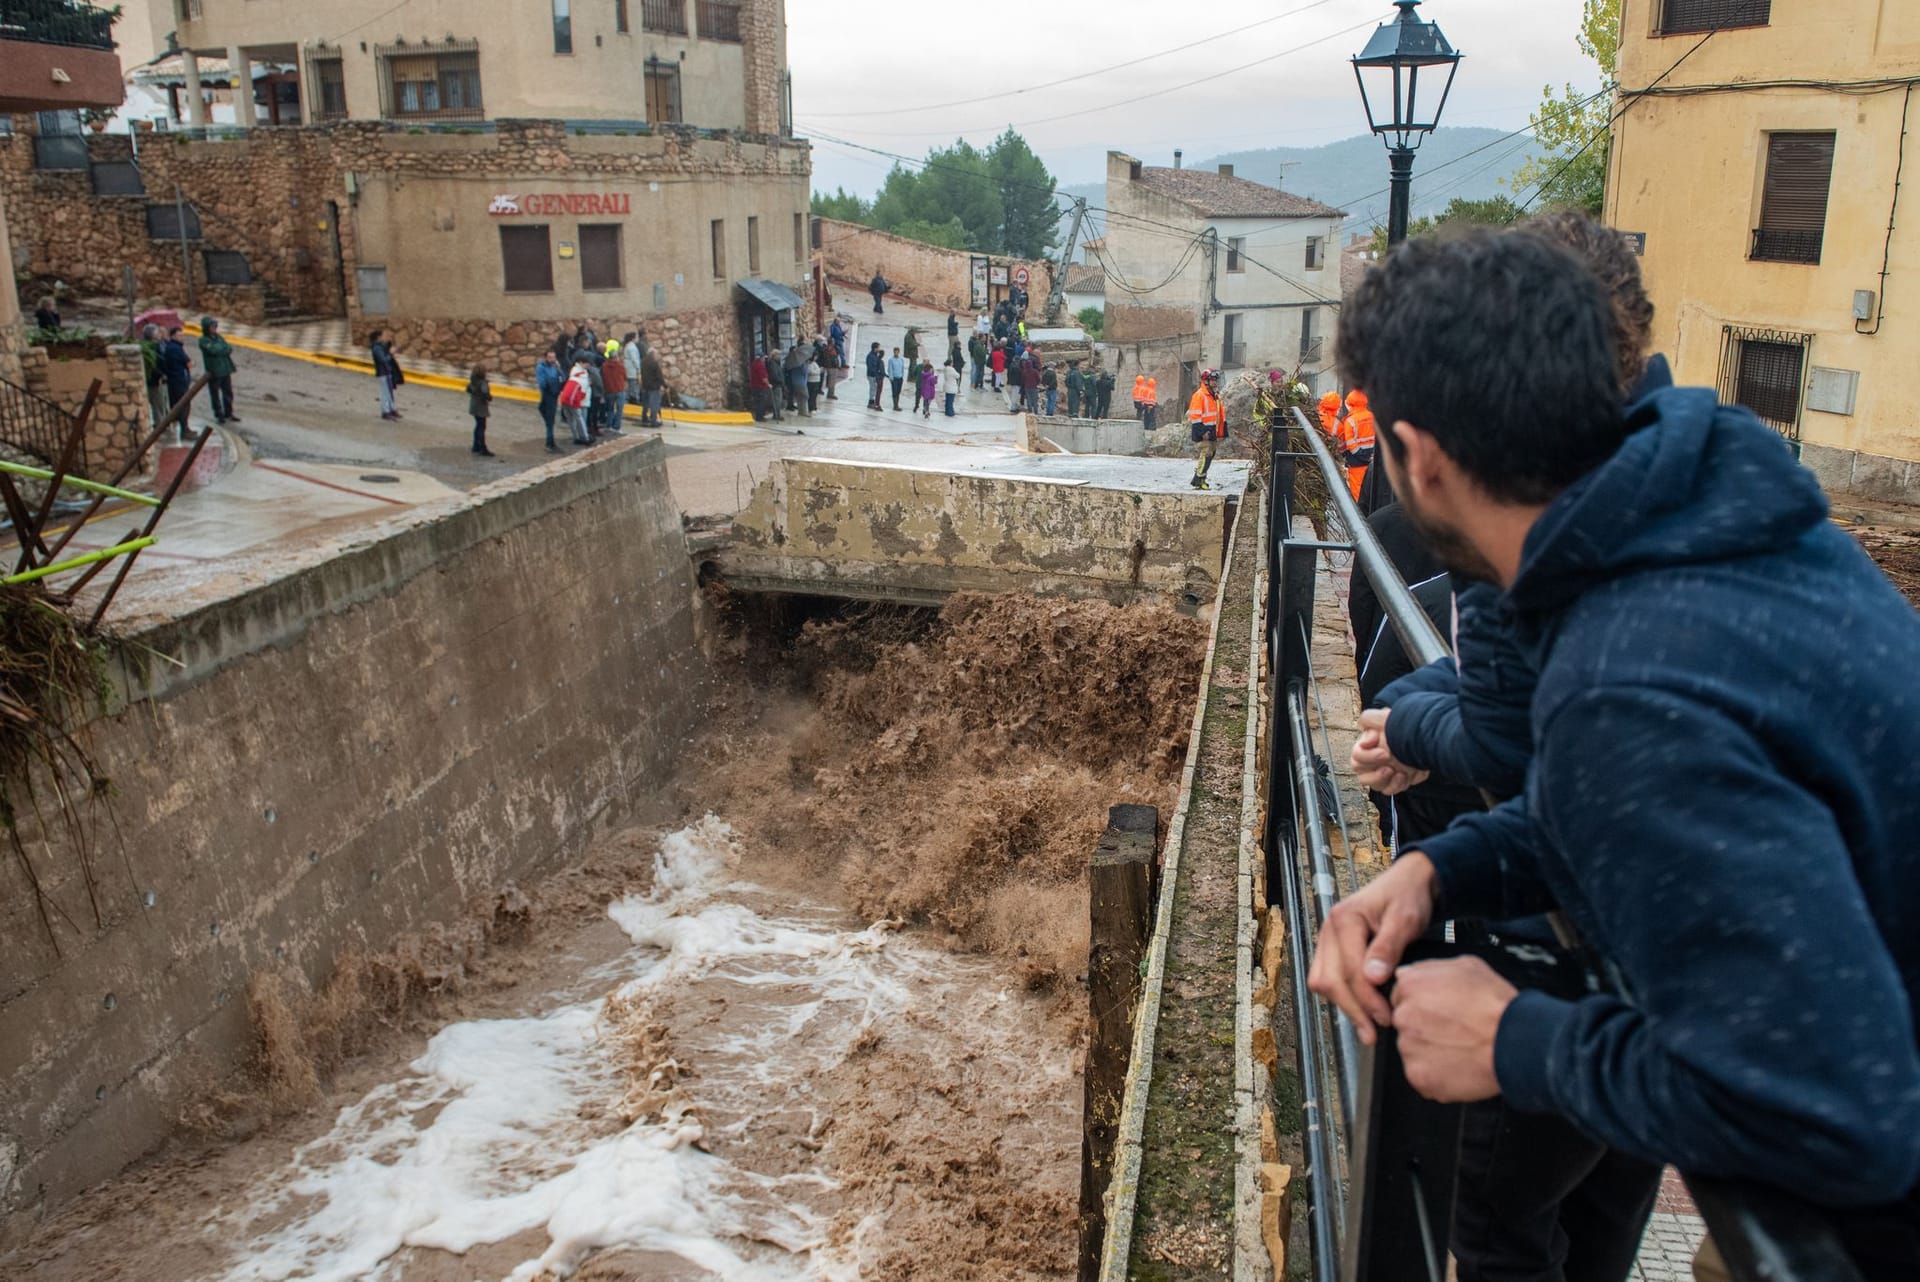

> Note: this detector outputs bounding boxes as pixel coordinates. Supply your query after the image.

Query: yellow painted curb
[184,325,755,427]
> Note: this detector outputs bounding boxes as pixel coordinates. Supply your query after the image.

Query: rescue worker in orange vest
[1188,368,1227,490]
[1143,376,1159,431]
[1341,388,1376,501]
[1318,389,1344,436]
[1133,374,1149,422]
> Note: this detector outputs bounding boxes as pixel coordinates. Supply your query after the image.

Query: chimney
[1173,149,1183,170]
[1219,163,1234,178]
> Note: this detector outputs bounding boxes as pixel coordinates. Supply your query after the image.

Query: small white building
[1102,151,1344,403]
[1060,263,1105,319]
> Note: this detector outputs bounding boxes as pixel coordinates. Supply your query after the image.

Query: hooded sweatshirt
[1416,387,1920,1211]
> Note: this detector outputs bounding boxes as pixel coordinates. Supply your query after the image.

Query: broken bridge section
[705,446,1249,609]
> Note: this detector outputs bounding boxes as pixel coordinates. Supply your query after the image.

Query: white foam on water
[213,816,934,1282]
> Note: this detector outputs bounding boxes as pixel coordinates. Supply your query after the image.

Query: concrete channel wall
[0,440,707,1238]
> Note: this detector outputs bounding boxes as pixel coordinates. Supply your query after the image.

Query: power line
[800,0,1352,120]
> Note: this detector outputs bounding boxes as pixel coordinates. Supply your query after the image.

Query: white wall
[1206,214,1341,380]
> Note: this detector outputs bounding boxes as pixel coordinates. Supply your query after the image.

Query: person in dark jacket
[864,342,885,410]
[33,297,60,331]
[139,324,169,429]
[198,318,240,424]
[782,342,810,417]
[1093,368,1115,420]
[466,365,495,457]
[869,272,888,314]
[160,327,193,433]
[535,352,565,453]
[370,330,401,420]
[1310,229,1920,1282]
[639,349,666,427]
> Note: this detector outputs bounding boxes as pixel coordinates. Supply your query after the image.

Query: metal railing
[696,0,741,41]
[0,375,84,472]
[642,0,688,35]
[1751,227,1823,264]
[1265,407,1871,1282]
[0,0,117,50]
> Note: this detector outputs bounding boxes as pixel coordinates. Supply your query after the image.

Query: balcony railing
[0,374,82,472]
[0,0,117,50]
[1751,226,1823,264]
[642,0,687,35]
[697,0,741,41]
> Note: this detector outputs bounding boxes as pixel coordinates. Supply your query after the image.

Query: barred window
[1718,326,1811,438]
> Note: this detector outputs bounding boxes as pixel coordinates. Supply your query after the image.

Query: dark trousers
[944,392,956,417]
[471,416,489,453]
[165,381,191,427]
[1451,1099,1661,1282]
[872,291,885,313]
[808,381,822,412]
[208,374,234,421]
[539,391,558,447]
[889,377,903,409]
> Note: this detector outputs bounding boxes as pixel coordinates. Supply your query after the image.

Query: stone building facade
[15,345,150,481]
[3,118,811,408]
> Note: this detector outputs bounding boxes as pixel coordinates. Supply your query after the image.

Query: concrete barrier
[717,453,1234,608]
[0,438,707,1237]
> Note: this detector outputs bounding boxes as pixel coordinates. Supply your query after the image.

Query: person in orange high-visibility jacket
[1341,388,1377,501]
[1133,374,1149,422]
[1188,368,1227,490]
[1318,389,1344,437]
[1142,376,1160,431]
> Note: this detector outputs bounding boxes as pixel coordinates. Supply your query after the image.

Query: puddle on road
[211,818,1074,1282]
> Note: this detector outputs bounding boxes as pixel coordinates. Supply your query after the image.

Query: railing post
[1340,1022,1463,1282]
[1079,804,1157,1281]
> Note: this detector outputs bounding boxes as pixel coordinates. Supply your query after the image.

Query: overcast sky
[792,0,1599,197]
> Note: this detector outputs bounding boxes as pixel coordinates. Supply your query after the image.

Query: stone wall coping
[114,438,670,702]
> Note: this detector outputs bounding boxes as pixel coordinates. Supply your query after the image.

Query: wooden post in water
[1078,803,1158,1281]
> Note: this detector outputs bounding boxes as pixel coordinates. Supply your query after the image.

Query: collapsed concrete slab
[710,448,1249,610]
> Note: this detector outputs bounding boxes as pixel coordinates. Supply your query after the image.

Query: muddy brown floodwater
[7,594,1206,1282]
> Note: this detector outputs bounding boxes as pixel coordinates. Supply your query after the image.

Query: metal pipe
[1281,752,1346,1277]
[1293,408,1450,667]
[1288,681,1362,1131]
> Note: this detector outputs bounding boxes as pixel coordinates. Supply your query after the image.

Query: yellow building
[1607,0,1920,503]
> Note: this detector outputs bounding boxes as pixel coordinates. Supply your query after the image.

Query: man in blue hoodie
[1309,230,1920,1276]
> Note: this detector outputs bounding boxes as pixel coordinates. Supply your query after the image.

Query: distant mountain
[1055,127,1541,259]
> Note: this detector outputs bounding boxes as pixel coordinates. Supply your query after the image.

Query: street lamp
[1353,0,1463,247]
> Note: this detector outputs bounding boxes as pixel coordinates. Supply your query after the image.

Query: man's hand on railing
[1308,852,1439,1044]
[1391,957,1516,1103]
[1352,708,1429,796]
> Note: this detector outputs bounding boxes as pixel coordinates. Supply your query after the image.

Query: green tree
[1508,0,1618,216]
[810,188,870,222]
[1368,194,1523,255]
[1076,306,1105,341]
[811,129,1060,257]
[987,129,1059,259]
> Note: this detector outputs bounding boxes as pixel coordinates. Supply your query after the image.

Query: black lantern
[1352,0,1463,246]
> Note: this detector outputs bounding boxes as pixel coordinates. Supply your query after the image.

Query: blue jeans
[539,391,558,447]
[945,393,956,417]
[1044,388,1057,416]
[605,389,628,430]
[972,361,984,388]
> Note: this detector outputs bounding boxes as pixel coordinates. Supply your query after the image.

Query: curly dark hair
[1517,212,1655,395]
[1336,230,1625,506]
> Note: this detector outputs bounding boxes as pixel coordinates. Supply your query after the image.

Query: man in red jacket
[749,354,778,422]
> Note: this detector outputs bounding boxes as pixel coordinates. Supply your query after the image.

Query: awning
[736,279,805,312]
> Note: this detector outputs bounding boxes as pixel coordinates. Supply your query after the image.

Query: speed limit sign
[1013,266,1031,286]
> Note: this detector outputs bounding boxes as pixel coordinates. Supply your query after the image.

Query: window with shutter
[580,225,623,290]
[1752,132,1835,264]
[1717,325,1811,438]
[501,225,554,293]
[1658,0,1769,35]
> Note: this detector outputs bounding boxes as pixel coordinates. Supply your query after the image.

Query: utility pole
[1048,196,1089,324]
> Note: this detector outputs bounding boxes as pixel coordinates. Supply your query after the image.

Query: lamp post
[1353,0,1463,247]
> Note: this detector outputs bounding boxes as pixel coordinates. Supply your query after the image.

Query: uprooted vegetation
[696,591,1209,986]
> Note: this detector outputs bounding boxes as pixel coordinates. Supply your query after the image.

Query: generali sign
[488,193,634,217]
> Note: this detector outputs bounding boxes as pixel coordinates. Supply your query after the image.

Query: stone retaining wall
[0,440,708,1239]
[816,216,1053,316]
[16,345,151,480]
